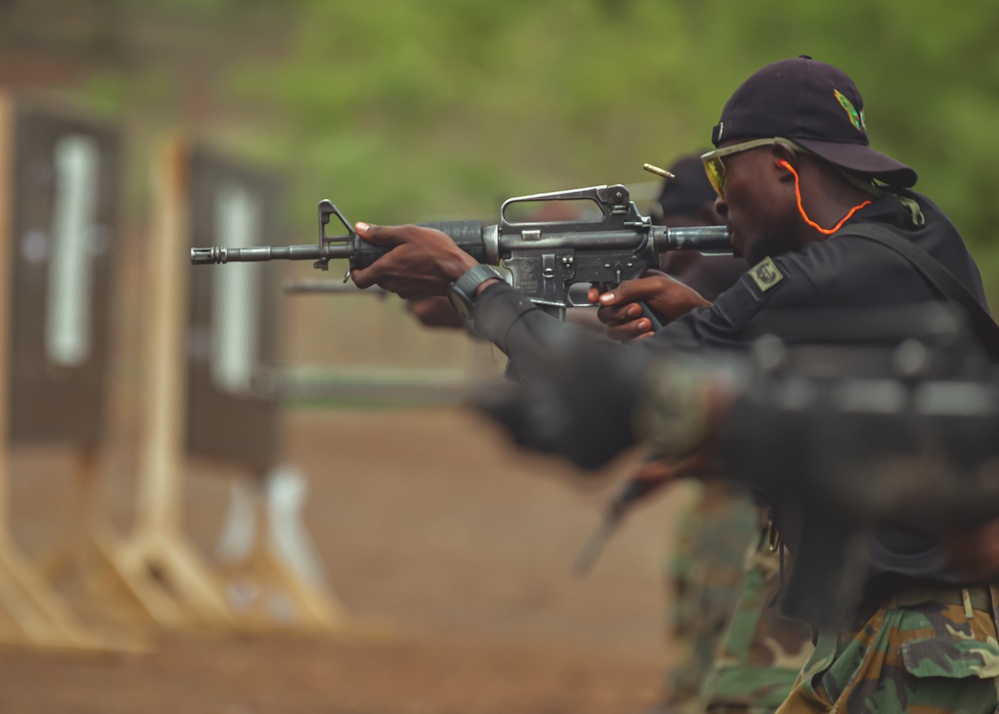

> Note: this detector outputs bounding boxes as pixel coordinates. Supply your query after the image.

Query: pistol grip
[638,302,663,332]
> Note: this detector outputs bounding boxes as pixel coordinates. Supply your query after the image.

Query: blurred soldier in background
[625,156,813,714]
[650,154,756,713]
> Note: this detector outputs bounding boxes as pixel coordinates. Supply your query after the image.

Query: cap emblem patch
[834,89,866,133]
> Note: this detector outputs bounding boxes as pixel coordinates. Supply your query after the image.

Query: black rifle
[719,310,999,628]
[190,184,732,318]
[474,303,999,628]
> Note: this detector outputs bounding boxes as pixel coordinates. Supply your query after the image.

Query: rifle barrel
[658,225,733,254]
[190,244,354,264]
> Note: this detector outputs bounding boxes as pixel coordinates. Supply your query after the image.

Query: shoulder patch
[749,257,784,292]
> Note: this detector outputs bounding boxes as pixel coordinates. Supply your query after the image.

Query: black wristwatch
[447,264,504,323]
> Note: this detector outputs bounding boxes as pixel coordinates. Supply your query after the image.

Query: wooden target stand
[215,469,348,630]
[0,93,157,650]
[33,449,181,635]
[4,131,225,635]
[114,135,348,631]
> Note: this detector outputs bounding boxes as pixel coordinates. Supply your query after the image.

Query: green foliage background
[238,0,999,299]
[13,0,999,303]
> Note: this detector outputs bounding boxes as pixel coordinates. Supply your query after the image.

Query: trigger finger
[596,304,635,326]
[606,318,653,342]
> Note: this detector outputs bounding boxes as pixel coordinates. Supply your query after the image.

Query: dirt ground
[0,7,698,711]
[2,407,694,713]
[0,632,665,714]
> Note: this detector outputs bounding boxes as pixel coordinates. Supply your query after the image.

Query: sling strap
[839,223,999,360]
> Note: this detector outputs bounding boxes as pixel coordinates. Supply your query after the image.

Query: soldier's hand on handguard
[351,222,485,300]
[586,271,710,343]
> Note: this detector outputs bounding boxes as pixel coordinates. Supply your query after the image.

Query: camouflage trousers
[666,479,758,706]
[776,585,999,713]
[698,524,814,714]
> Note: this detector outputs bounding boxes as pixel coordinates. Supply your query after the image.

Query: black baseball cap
[712,56,917,188]
[653,153,716,221]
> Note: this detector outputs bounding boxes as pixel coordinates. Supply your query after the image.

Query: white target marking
[46,134,100,366]
[211,182,262,393]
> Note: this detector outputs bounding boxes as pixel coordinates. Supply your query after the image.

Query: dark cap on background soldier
[646,153,813,714]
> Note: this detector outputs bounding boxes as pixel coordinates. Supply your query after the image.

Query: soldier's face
[713,146,798,264]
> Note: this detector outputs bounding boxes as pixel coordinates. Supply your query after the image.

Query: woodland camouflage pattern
[776,585,999,713]
[666,480,755,707]
[697,522,814,713]
[665,481,813,713]
[671,504,999,714]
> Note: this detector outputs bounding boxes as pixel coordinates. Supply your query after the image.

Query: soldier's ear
[772,143,797,181]
[775,158,796,184]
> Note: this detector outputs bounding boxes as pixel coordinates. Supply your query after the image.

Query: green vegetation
[14,0,999,303]
[226,0,999,305]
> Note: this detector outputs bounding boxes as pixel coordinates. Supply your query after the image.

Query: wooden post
[117,135,232,627]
